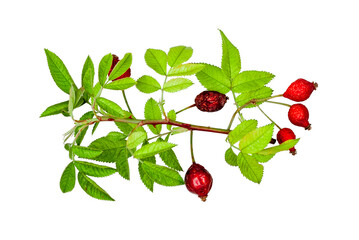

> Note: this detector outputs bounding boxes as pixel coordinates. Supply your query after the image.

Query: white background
[1,0,358,239]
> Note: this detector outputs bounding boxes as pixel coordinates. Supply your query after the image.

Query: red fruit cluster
[185,163,213,201]
[277,128,297,155]
[283,78,317,130]
[195,91,228,112]
[108,54,131,81]
[283,78,317,102]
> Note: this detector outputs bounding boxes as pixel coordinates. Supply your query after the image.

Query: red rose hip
[288,104,311,130]
[108,54,131,81]
[185,163,213,202]
[195,91,228,112]
[277,128,297,155]
[283,78,318,102]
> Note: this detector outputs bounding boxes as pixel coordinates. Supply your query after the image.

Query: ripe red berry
[108,54,131,81]
[277,128,297,155]
[195,91,228,112]
[283,78,318,102]
[288,104,311,130]
[185,163,213,202]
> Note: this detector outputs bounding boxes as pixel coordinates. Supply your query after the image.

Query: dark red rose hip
[108,54,131,81]
[277,128,297,155]
[195,91,228,112]
[185,163,213,202]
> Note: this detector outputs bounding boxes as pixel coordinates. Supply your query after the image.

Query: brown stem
[99,117,230,135]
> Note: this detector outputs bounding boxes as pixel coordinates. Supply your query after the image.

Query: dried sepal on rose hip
[283,78,318,102]
[277,128,297,155]
[288,103,311,130]
[108,54,131,81]
[185,163,213,202]
[195,91,228,112]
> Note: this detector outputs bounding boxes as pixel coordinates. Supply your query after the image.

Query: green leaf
[144,98,162,134]
[237,153,264,184]
[127,131,147,149]
[116,148,131,180]
[163,78,193,93]
[141,161,184,186]
[60,162,76,193]
[93,82,102,98]
[98,53,113,86]
[258,139,300,155]
[96,97,128,117]
[167,63,205,76]
[219,30,241,79]
[168,46,193,67]
[157,138,182,171]
[239,124,274,154]
[195,64,231,94]
[72,146,103,159]
[252,153,275,163]
[225,148,238,166]
[74,161,116,177]
[88,136,127,163]
[108,53,132,81]
[81,55,94,80]
[145,48,167,75]
[81,56,95,95]
[68,85,76,117]
[40,100,69,117]
[78,172,115,201]
[167,110,176,131]
[235,86,273,108]
[138,149,156,192]
[133,142,177,159]
[136,75,161,93]
[92,122,99,135]
[228,119,258,145]
[44,49,76,94]
[104,77,136,90]
[232,71,275,93]
[106,131,127,141]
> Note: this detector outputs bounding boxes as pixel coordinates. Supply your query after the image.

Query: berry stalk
[190,130,196,163]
